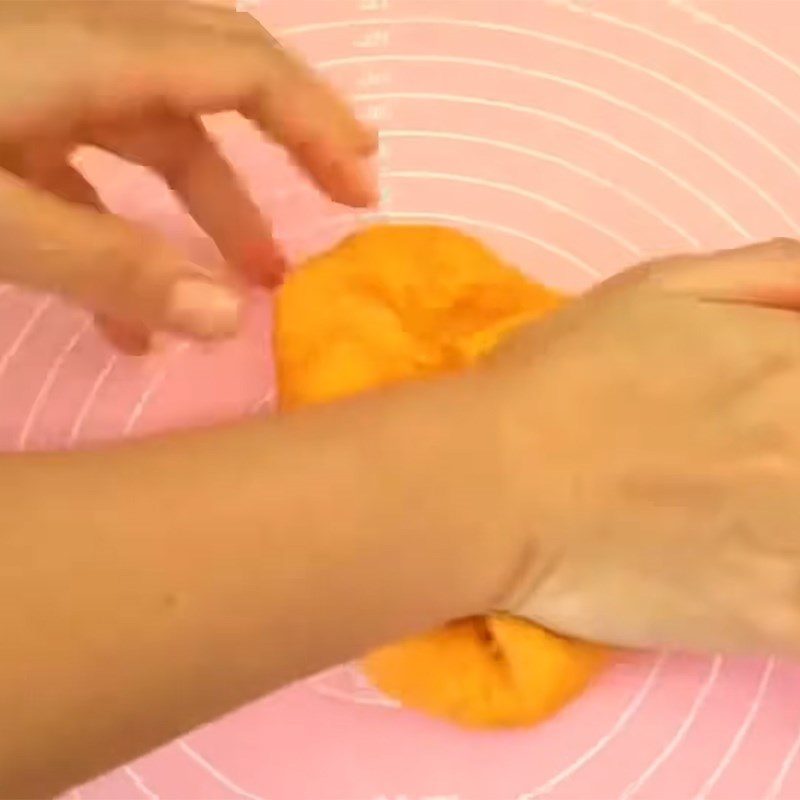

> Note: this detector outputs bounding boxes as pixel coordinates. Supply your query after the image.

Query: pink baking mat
[3,0,797,798]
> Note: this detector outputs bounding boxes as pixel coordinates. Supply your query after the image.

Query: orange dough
[364,617,605,728]
[273,224,607,728]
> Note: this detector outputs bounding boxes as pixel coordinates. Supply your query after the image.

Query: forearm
[0,372,522,797]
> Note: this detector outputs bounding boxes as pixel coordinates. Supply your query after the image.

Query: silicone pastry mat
[1,1,792,798]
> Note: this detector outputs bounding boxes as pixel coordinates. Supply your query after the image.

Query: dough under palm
[273,224,607,728]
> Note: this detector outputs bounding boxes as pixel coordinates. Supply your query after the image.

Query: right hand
[0,0,376,352]
[486,239,800,656]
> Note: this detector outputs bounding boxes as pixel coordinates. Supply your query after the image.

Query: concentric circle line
[289,17,800,178]
[123,765,160,800]
[693,658,776,800]
[764,712,800,800]
[618,655,724,800]
[67,353,118,446]
[356,92,750,236]
[248,391,276,415]
[309,673,401,709]
[122,343,191,437]
[177,740,265,800]
[384,170,642,255]
[308,664,401,709]
[17,317,91,451]
[518,653,669,799]
[669,0,800,83]
[349,663,376,691]
[556,8,800,131]
[0,297,52,382]
[331,55,798,231]
[381,130,700,245]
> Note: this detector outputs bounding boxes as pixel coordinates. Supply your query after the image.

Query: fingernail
[263,264,286,290]
[239,239,288,289]
[316,149,379,207]
[355,123,380,156]
[166,278,241,340]
[266,248,289,289]
[344,157,380,207]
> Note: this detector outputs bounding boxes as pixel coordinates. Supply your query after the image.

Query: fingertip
[265,257,287,290]
[95,316,152,356]
[289,134,379,207]
[349,157,381,207]
[325,155,380,208]
[238,238,288,288]
[355,122,380,157]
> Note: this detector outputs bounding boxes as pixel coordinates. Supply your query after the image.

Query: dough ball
[274,224,608,728]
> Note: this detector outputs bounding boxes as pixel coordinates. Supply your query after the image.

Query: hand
[0,0,376,352]
[488,239,800,656]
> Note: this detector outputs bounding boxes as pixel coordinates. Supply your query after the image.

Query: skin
[496,239,800,656]
[1,371,523,797]
[0,0,378,352]
[2,1,800,796]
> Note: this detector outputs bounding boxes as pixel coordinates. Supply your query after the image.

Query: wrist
[399,369,535,621]
[475,346,559,622]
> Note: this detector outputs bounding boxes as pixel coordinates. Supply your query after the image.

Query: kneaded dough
[273,224,607,728]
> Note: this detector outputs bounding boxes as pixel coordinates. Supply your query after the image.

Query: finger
[0,138,104,209]
[0,167,241,341]
[95,314,152,356]
[184,4,380,161]
[44,167,155,354]
[32,162,105,211]
[5,149,155,354]
[43,168,156,353]
[62,2,378,206]
[85,114,286,288]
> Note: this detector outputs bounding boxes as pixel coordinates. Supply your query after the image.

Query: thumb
[0,169,241,340]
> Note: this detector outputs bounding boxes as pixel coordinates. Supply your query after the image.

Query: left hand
[0,0,377,352]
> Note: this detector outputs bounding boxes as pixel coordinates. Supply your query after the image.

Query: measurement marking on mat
[352,0,392,215]
[358,70,393,88]
[362,102,392,122]
[359,0,391,12]
[354,30,390,49]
